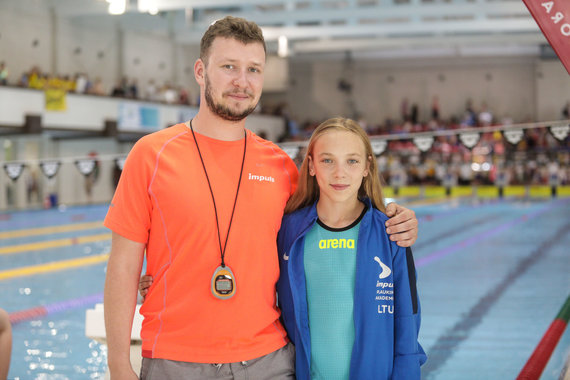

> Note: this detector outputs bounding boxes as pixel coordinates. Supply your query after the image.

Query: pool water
[1,199,569,379]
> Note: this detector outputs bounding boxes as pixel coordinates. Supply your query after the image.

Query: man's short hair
[200,16,266,65]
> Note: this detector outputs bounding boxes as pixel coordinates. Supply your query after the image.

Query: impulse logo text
[248,173,275,183]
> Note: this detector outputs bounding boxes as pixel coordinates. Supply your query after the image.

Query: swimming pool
[1,206,109,379]
[1,198,569,379]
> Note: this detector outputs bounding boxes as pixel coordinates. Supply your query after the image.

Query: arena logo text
[318,239,355,249]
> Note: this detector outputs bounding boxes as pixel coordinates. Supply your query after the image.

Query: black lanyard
[190,120,247,267]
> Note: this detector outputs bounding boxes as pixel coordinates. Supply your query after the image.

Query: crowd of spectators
[273,98,512,144]
[272,98,570,188]
[1,61,568,188]
[0,63,196,106]
[376,133,569,188]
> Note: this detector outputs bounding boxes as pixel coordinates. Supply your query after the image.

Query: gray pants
[140,342,295,380]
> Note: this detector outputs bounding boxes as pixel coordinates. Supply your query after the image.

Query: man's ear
[194,58,205,86]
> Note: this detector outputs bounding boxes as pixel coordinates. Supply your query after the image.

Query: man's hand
[139,275,153,300]
[384,203,418,247]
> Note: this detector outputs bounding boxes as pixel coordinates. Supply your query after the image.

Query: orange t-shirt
[104,123,299,363]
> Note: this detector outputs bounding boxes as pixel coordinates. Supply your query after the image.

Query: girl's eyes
[320,158,360,164]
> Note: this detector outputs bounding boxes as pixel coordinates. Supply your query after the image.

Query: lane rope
[8,293,104,325]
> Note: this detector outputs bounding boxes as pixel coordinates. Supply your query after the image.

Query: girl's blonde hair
[285,117,386,214]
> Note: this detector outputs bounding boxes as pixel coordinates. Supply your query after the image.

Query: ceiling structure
[25,0,547,59]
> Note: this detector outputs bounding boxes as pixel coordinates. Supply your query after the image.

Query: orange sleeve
[285,154,299,197]
[104,138,154,244]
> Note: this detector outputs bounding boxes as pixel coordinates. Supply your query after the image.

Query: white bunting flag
[371,140,387,156]
[413,136,434,152]
[3,163,25,181]
[282,146,300,160]
[39,161,61,179]
[550,125,569,141]
[503,129,524,145]
[459,132,480,149]
[75,159,96,176]
[115,157,127,171]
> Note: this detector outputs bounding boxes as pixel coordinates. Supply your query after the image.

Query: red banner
[523,0,570,75]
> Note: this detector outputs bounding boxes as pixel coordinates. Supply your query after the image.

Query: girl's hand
[139,275,153,300]
[384,203,418,247]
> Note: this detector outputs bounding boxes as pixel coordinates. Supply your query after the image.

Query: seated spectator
[145,79,158,101]
[110,79,126,97]
[178,86,190,105]
[18,71,29,87]
[462,99,477,127]
[45,74,73,91]
[62,75,74,91]
[128,78,138,99]
[111,76,130,97]
[88,77,105,96]
[161,82,177,104]
[28,67,45,90]
[0,62,8,85]
[74,72,90,94]
[431,95,440,121]
[478,102,493,126]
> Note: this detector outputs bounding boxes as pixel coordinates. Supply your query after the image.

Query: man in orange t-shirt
[104,16,419,380]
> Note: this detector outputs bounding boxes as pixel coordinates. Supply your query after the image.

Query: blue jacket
[277,199,427,380]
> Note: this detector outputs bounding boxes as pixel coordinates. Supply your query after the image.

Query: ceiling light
[138,0,148,12]
[108,0,126,15]
[138,0,158,14]
[278,36,288,57]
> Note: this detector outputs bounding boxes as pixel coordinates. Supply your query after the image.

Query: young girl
[276,117,426,380]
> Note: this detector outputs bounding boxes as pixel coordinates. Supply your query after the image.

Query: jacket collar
[302,197,374,230]
[288,197,374,234]
[308,197,373,216]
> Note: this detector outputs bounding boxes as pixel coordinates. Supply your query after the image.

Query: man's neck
[191,110,247,141]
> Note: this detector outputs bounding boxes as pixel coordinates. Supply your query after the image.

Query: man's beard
[205,75,257,122]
